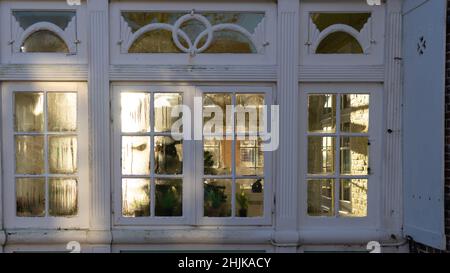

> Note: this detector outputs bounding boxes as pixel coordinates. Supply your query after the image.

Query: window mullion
[334,94,341,217]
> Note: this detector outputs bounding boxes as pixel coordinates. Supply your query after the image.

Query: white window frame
[110,1,276,65]
[2,82,89,229]
[299,83,383,229]
[112,83,273,226]
[0,0,87,64]
[299,1,385,66]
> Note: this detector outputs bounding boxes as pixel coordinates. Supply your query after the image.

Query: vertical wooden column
[274,0,300,252]
[87,0,112,252]
[382,0,403,237]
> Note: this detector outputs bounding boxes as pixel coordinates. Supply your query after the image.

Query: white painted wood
[0,64,88,81]
[299,65,385,82]
[87,0,112,251]
[1,82,89,229]
[274,0,299,246]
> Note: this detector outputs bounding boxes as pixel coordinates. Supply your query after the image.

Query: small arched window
[316,31,363,54]
[21,30,69,53]
[129,30,183,53]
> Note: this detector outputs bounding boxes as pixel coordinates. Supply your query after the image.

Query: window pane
[16,178,45,217]
[203,94,232,134]
[236,179,264,217]
[49,178,78,217]
[203,30,256,53]
[154,136,183,175]
[316,32,364,54]
[14,92,44,132]
[49,136,78,174]
[311,13,371,32]
[308,94,336,133]
[236,94,265,133]
[203,138,232,175]
[21,30,69,53]
[204,179,232,217]
[47,93,77,132]
[155,179,183,217]
[122,179,150,217]
[13,11,76,30]
[121,93,151,133]
[15,135,45,175]
[154,93,182,133]
[340,179,367,217]
[340,137,369,175]
[307,179,334,217]
[129,30,183,53]
[122,136,151,175]
[236,139,264,176]
[341,94,370,133]
[308,136,335,175]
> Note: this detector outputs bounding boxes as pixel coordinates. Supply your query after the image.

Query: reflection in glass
[15,135,45,175]
[236,94,265,133]
[49,178,78,216]
[236,139,264,176]
[204,139,232,175]
[14,92,44,132]
[311,13,371,32]
[203,30,255,53]
[122,179,150,217]
[21,30,69,53]
[47,93,77,132]
[122,136,150,175]
[341,94,370,133]
[308,94,336,133]
[308,136,335,175]
[316,32,364,54]
[236,179,264,217]
[16,178,45,217]
[203,94,232,134]
[204,179,232,217]
[340,137,369,175]
[154,136,183,175]
[129,30,183,53]
[155,179,182,217]
[154,93,182,133]
[308,179,334,216]
[13,11,76,30]
[121,93,151,133]
[49,136,78,174]
[340,179,367,217]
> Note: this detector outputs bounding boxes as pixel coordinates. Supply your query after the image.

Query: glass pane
[49,136,78,174]
[47,93,77,132]
[122,179,150,217]
[203,94,232,135]
[307,179,334,217]
[121,93,151,133]
[236,179,264,217]
[340,137,369,175]
[155,179,183,217]
[308,136,335,175]
[122,136,151,175]
[154,93,182,133]
[203,138,232,175]
[21,30,69,53]
[236,139,264,176]
[203,31,256,53]
[16,178,45,217]
[49,178,78,216]
[316,32,364,54]
[15,135,45,175]
[154,136,183,175]
[340,179,368,217]
[13,11,76,30]
[236,94,265,133]
[341,94,370,133]
[308,94,336,133]
[129,30,183,53]
[204,179,232,217]
[311,13,371,32]
[14,92,44,132]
